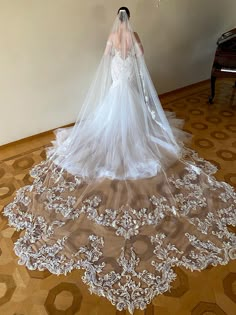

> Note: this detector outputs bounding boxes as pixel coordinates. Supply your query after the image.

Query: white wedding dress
[3,10,236,313]
[47,44,191,180]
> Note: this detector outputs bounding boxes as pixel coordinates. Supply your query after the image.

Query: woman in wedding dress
[3,7,236,313]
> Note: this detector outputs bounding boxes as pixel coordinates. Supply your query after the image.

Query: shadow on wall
[133,0,235,93]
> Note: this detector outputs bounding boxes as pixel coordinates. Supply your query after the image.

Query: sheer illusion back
[3,8,236,314]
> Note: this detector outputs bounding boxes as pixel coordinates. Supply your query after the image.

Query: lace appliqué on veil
[3,149,236,313]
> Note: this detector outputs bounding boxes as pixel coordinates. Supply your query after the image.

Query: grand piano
[209,27,236,104]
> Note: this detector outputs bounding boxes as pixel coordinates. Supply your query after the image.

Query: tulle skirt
[46,79,191,180]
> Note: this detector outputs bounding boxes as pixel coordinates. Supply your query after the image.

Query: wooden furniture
[209,28,236,104]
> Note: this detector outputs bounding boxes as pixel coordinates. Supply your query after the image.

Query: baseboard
[159,79,210,98]
[0,123,74,150]
[0,79,211,150]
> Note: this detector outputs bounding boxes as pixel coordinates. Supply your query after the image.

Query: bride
[3,7,236,313]
[47,7,191,180]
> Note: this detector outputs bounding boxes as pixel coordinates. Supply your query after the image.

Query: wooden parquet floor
[0,80,236,315]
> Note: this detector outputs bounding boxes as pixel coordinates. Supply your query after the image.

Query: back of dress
[45,9,191,180]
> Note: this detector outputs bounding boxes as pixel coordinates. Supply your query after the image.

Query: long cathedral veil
[45,9,191,180]
[3,9,236,314]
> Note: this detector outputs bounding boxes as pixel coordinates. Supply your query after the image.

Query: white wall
[0,0,235,145]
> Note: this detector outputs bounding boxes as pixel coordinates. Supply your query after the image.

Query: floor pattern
[0,80,236,314]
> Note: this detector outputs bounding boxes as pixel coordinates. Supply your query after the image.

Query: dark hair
[117,7,130,22]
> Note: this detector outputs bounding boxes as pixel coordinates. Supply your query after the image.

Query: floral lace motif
[3,149,236,313]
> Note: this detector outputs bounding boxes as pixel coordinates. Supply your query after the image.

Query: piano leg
[208,75,216,104]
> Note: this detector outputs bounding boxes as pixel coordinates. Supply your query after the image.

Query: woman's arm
[104,34,113,56]
[134,32,144,56]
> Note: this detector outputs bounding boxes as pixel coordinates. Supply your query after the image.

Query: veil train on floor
[3,9,236,313]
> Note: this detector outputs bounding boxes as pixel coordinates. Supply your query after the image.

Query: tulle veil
[3,9,236,314]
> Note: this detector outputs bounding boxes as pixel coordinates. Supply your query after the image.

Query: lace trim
[3,149,236,313]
